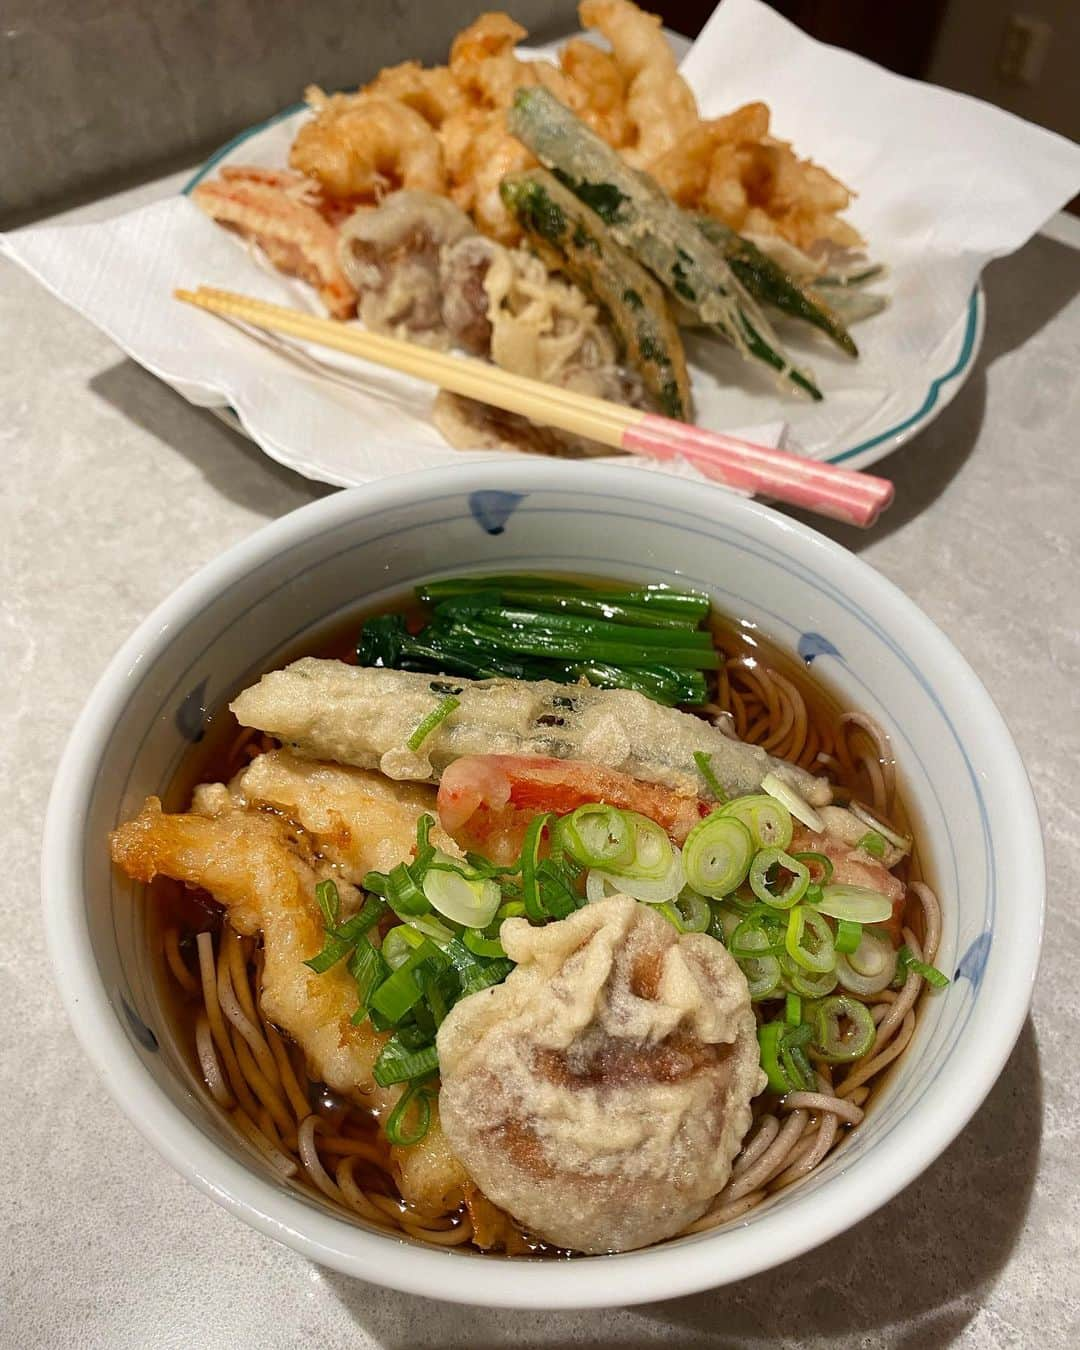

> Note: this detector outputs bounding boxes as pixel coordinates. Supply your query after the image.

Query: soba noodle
[153,612,941,1255]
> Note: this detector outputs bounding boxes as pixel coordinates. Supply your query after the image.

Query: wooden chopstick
[175,286,894,527]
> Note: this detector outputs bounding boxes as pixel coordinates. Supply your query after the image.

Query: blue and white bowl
[41,463,1043,1309]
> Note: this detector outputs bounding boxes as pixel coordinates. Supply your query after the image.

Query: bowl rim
[41,462,1044,1309]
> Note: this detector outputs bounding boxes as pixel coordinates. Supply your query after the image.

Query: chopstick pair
[175,286,894,528]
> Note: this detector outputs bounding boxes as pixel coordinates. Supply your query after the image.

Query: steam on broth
[122,575,945,1256]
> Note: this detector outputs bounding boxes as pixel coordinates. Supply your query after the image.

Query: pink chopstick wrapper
[625,415,894,527]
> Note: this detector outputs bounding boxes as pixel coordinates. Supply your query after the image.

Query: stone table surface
[2,172,1078,1349]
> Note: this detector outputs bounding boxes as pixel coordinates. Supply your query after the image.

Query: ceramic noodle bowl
[42,462,1042,1309]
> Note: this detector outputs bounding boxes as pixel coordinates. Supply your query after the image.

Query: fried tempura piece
[362,60,466,127]
[437,895,765,1252]
[559,36,632,147]
[230,660,832,806]
[190,166,357,317]
[290,89,447,201]
[110,766,467,1214]
[580,0,697,166]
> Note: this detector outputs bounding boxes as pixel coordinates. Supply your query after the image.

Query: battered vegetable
[508,86,822,400]
[694,215,857,357]
[501,168,691,419]
[229,660,832,806]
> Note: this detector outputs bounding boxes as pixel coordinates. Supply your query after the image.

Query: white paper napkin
[3,0,1077,490]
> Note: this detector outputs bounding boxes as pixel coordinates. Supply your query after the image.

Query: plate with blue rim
[181,95,986,480]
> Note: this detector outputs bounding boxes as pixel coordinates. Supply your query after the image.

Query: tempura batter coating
[230,659,831,805]
[109,758,467,1214]
[437,895,765,1252]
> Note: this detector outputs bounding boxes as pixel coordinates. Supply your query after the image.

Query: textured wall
[927,0,1079,143]
[1,0,579,224]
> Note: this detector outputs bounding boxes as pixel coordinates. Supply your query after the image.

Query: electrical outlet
[998,14,1052,85]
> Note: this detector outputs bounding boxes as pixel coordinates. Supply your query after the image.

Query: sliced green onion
[348,938,388,1011]
[373,1037,440,1087]
[780,953,838,998]
[708,902,742,945]
[683,812,754,897]
[464,852,520,878]
[813,995,876,1062]
[693,750,728,804]
[404,912,457,946]
[406,695,460,751]
[380,925,421,971]
[521,813,553,921]
[760,772,825,834]
[558,804,633,869]
[621,812,674,880]
[587,845,685,904]
[422,853,500,928]
[369,965,425,1023]
[534,858,579,918]
[720,794,793,851]
[757,1021,792,1093]
[849,803,910,852]
[414,813,436,869]
[793,851,833,886]
[785,993,802,1026]
[385,862,430,917]
[661,890,711,934]
[897,945,951,990]
[315,879,341,928]
[836,929,897,996]
[463,927,506,958]
[779,1023,815,1090]
[740,952,782,1001]
[303,930,356,974]
[730,918,784,960]
[815,884,893,925]
[748,847,810,909]
[335,896,388,944]
[857,830,887,858]
[384,1077,435,1146]
[459,957,515,999]
[834,919,863,955]
[304,888,387,974]
[785,905,836,973]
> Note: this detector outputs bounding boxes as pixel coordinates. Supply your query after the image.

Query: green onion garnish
[748,847,810,909]
[520,813,552,922]
[385,862,430,917]
[406,695,460,752]
[812,994,876,1062]
[693,750,728,803]
[793,851,834,886]
[719,794,793,851]
[315,879,340,928]
[463,927,506,959]
[373,1035,440,1087]
[304,891,386,973]
[683,812,754,897]
[348,938,388,1010]
[897,945,951,989]
[785,993,802,1026]
[384,1076,436,1146]
[857,830,888,858]
[834,918,863,955]
[785,905,836,974]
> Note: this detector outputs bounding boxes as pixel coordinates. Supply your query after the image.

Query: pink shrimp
[437,754,709,862]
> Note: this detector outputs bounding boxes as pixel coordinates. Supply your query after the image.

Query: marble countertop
[2,173,1078,1348]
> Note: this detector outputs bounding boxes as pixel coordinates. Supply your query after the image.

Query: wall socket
[998,14,1052,85]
